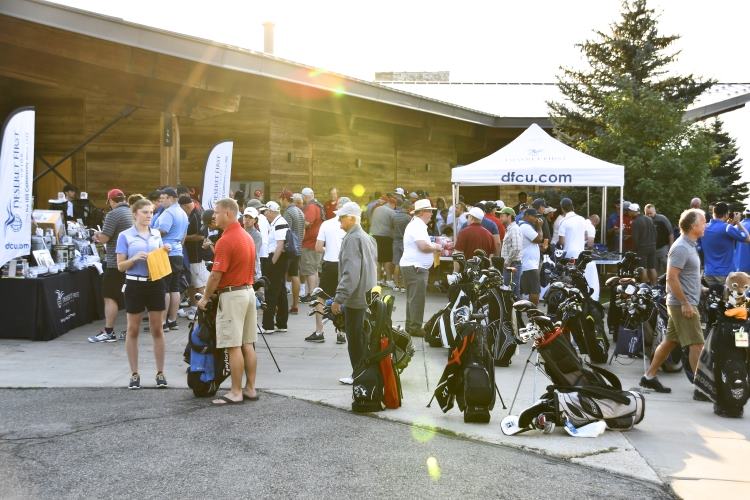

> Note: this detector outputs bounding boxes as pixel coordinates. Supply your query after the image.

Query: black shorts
[102,268,125,300]
[520,269,541,295]
[374,235,393,263]
[124,279,166,314]
[165,256,185,292]
[320,261,339,298]
[637,247,656,269]
[286,254,300,277]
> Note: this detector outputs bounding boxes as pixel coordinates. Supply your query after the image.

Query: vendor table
[0,267,104,340]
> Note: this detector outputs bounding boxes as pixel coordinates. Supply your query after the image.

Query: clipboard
[147,247,172,281]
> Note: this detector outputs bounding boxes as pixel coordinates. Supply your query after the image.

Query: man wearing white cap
[453,206,494,272]
[261,201,290,333]
[331,201,378,384]
[400,199,443,337]
[242,207,263,283]
[300,187,325,305]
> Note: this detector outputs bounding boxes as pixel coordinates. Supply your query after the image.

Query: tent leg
[586,187,590,217]
[601,187,607,245]
[619,188,624,254]
[452,183,459,237]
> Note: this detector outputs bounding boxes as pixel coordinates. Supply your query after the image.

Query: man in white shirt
[247,199,270,274]
[558,198,600,300]
[305,197,350,344]
[585,214,600,249]
[519,208,544,305]
[399,199,442,336]
[260,201,290,333]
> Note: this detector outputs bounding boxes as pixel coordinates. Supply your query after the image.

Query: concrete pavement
[1,291,748,499]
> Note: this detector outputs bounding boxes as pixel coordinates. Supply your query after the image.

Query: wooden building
[0,0,547,207]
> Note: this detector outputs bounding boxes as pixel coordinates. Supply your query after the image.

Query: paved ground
[1,290,748,499]
[0,388,672,499]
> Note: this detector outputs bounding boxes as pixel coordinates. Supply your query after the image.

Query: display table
[0,267,104,341]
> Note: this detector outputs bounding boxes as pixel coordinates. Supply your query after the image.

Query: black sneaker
[163,320,179,331]
[156,372,168,388]
[128,373,141,390]
[300,294,314,304]
[693,389,710,402]
[305,332,325,343]
[336,332,346,344]
[639,376,671,393]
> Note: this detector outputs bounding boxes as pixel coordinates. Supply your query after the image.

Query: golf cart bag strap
[553,388,645,430]
[547,385,630,405]
[587,364,623,391]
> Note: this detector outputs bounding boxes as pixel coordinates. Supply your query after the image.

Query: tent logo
[528,148,544,155]
[4,202,22,233]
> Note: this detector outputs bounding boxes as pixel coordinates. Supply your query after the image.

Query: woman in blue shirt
[116,199,171,390]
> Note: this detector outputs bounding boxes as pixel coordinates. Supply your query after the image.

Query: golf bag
[485,286,517,367]
[433,320,496,423]
[518,386,645,431]
[183,302,230,398]
[425,285,470,348]
[696,317,750,418]
[536,326,622,390]
[611,325,644,359]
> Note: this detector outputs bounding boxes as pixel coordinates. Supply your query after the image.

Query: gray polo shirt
[101,203,132,268]
[666,235,701,306]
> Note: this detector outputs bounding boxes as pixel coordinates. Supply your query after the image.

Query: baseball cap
[243,207,259,218]
[621,200,631,211]
[543,206,557,215]
[301,187,314,197]
[523,208,540,217]
[494,200,506,210]
[394,187,405,196]
[335,201,362,218]
[278,189,293,201]
[628,203,641,213]
[201,209,215,226]
[107,188,124,200]
[265,201,281,212]
[532,198,547,209]
[499,207,516,217]
[468,206,485,221]
[246,199,262,209]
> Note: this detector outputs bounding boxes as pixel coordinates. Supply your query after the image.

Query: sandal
[212,395,244,406]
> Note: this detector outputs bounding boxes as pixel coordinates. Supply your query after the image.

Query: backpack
[275,223,300,257]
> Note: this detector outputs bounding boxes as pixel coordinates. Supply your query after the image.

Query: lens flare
[351,184,365,198]
[411,417,437,443]
[426,456,441,481]
[333,85,346,96]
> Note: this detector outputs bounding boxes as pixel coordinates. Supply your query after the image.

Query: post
[601,187,607,244]
[160,112,180,186]
[619,188,624,253]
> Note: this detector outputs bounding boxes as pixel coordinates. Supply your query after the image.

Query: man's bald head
[690,197,702,209]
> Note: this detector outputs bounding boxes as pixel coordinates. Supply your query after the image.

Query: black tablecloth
[0,267,104,340]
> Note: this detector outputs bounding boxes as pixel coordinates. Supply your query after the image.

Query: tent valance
[451,123,624,187]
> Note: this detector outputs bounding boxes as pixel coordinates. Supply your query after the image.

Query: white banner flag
[0,107,35,268]
[201,140,233,210]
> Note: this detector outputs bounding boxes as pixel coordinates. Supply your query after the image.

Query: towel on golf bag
[698,317,750,418]
[518,385,645,431]
[536,326,622,390]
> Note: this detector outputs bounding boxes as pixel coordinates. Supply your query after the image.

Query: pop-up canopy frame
[451,123,625,250]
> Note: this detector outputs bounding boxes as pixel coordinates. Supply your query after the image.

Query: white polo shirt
[400,216,433,269]
[317,218,345,262]
[559,212,586,259]
[256,215,270,259]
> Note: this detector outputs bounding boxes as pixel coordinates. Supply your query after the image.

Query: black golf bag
[425,284,471,348]
[695,317,750,418]
[183,302,230,398]
[519,385,645,431]
[433,320,496,423]
[536,326,622,390]
[485,286,517,367]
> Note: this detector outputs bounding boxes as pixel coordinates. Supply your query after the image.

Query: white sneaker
[177,308,187,318]
[186,307,197,321]
[385,280,396,289]
[338,376,353,385]
[300,284,306,296]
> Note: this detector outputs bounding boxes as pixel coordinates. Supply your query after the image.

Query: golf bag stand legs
[258,323,282,373]
[508,346,542,415]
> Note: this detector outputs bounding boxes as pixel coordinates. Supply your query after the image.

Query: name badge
[736,327,749,348]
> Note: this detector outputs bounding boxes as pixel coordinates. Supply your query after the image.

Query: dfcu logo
[5,202,22,233]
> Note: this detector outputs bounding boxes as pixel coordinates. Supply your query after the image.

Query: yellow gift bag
[147,247,172,281]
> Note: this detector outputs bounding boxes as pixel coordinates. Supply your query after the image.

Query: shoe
[164,320,179,331]
[693,389,710,402]
[300,294,314,304]
[88,330,117,343]
[177,308,188,318]
[128,373,141,390]
[339,376,353,385]
[180,298,189,307]
[289,307,299,315]
[336,332,346,344]
[118,330,127,340]
[639,376,671,393]
[305,332,325,343]
[385,280,396,289]
[186,307,197,321]
[274,327,288,333]
[156,372,168,388]
[398,287,406,293]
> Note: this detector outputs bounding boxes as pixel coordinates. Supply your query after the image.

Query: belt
[217,284,250,295]
[125,275,149,282]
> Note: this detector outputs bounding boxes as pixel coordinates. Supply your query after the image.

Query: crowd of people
[84,180,750,404]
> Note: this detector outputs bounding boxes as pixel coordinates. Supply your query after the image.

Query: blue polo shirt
[116,227,164,277]
[480,217,499,236]
[156,203,189,256]
[734,218,750,272]
[701,218,747,277]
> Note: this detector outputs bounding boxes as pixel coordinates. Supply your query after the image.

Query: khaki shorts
[215,288,257,348]
[299,248,322,276]
[189,262,210,288]
[666,305,704,347]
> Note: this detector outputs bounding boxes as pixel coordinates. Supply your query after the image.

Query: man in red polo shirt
[453,206,495,270]
[197,198,258,405]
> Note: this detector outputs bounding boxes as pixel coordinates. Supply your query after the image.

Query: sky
[50,0,750,190]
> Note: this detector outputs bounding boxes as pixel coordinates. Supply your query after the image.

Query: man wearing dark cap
[519,208,544,305]
[512,191,528,216]
[531,198,551,254]
[483,202,505,253]
[156,187,189,330]
[89,189,131,342]
[180,195,208,319]
[701,201,750,286]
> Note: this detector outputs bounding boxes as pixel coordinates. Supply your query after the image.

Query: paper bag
[147,247,172,281]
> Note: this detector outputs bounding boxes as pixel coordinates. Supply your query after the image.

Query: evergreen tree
[703,119,749,209]
[548,0,716,221]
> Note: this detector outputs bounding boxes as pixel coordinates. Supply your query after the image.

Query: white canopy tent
[451,123,625,251]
